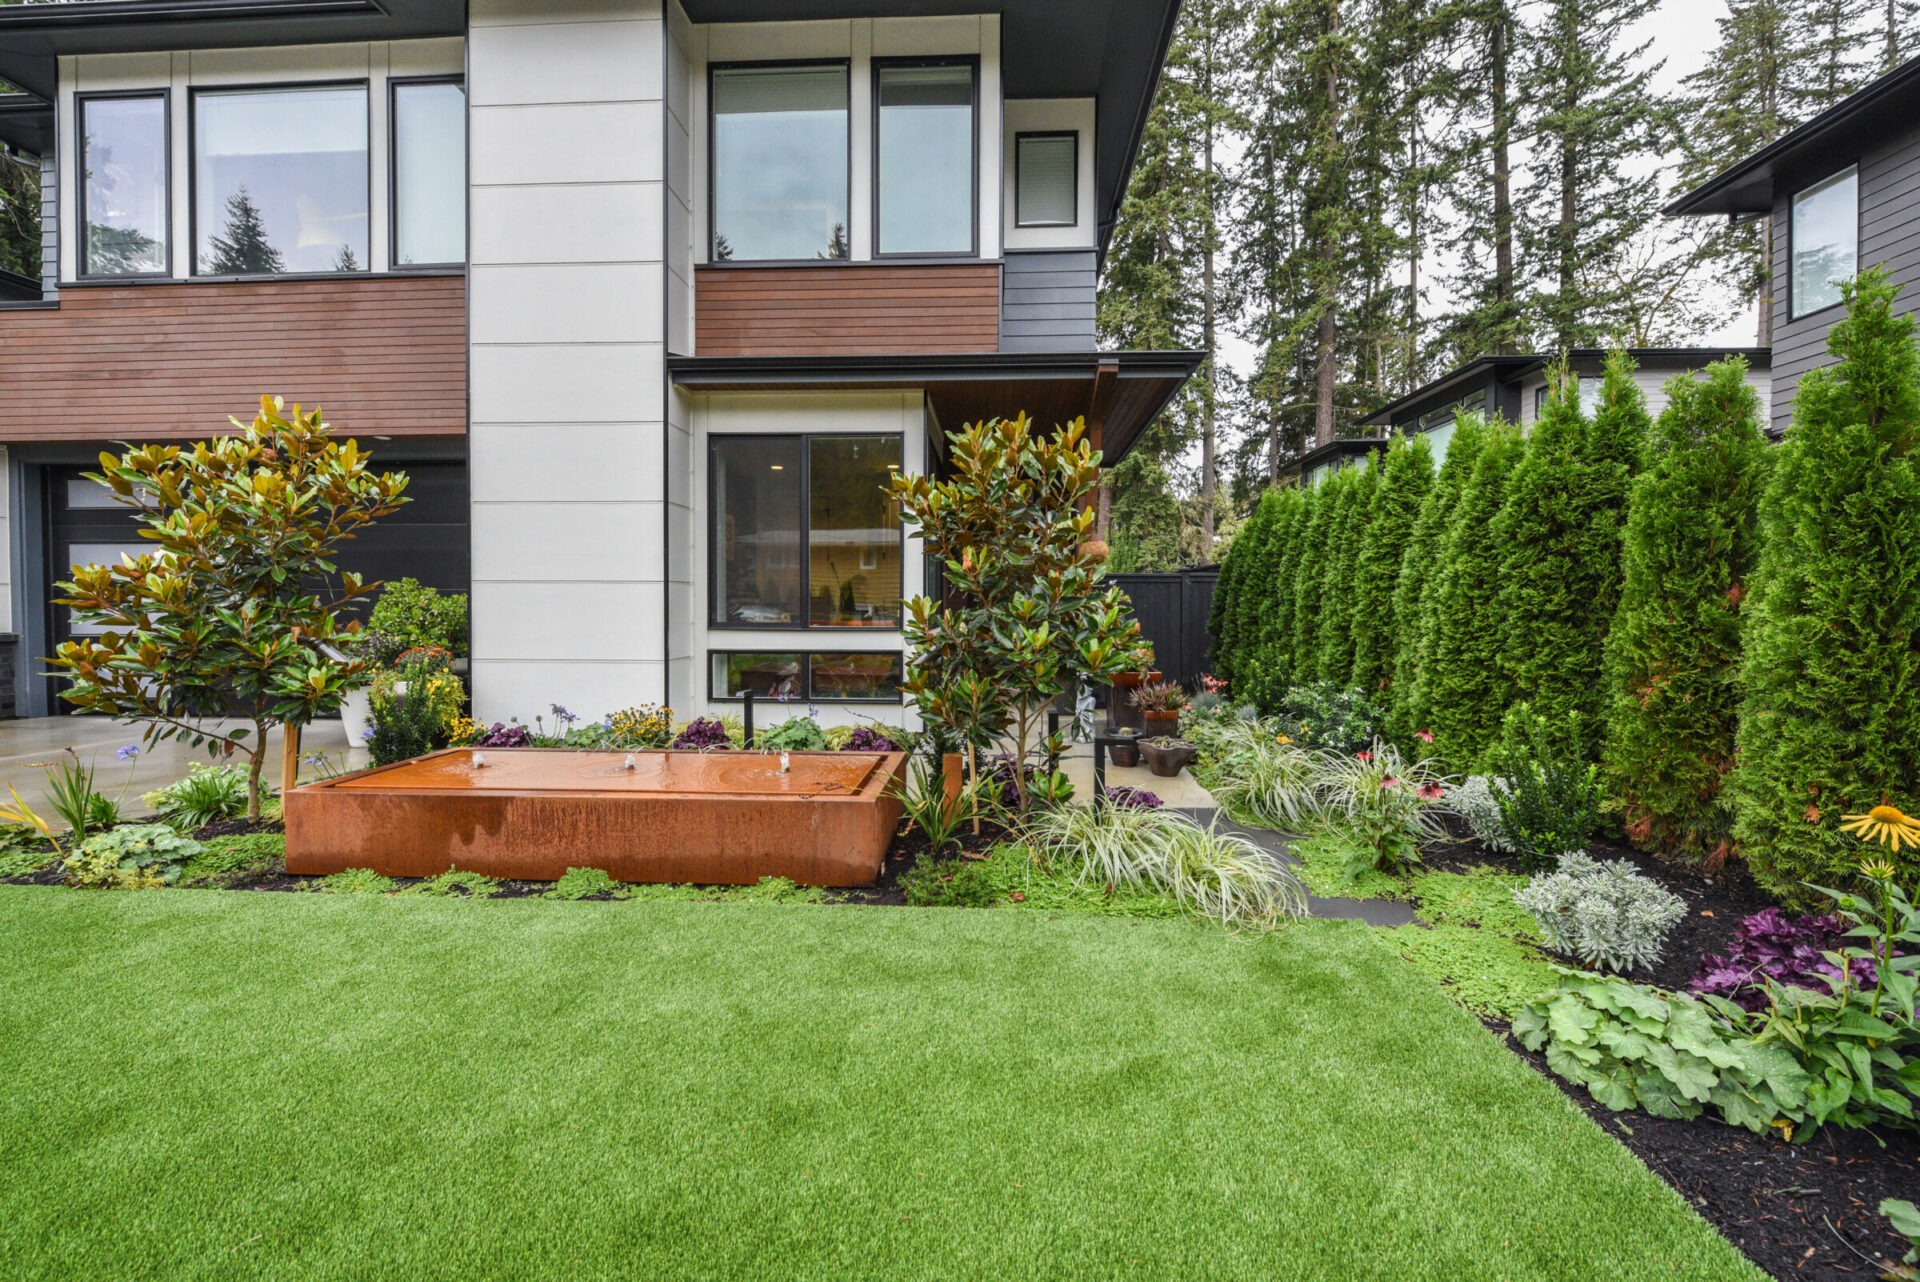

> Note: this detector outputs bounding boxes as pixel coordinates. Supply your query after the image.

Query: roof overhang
[0,92,51,154]
[679,0,1182,257]
[668,349,1202,465]
[1667,53,1920,217]
[0,0,466,100]
[1361,347,1773,429]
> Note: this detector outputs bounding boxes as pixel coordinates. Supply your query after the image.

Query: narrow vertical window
[711,65,849,262]
[1790,166,1858,319]
[194,85,368,275]
[712,436,805,626]
[392,80,466,267]
[875,62,975,255]
[1015,132,1076,227]
[808,435,901,626]
[79,94,168,277]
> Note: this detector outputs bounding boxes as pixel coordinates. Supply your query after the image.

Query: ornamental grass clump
[1023,804,1305,931]
[1201,719,1323,832]
[1513,853,1685,973]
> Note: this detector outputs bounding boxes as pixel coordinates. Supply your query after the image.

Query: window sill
[59,268,466,288]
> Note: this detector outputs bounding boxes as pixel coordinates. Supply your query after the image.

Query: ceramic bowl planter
[1141,736,1197,778]
[1107,670,1163,732]
[1107,729,1142,768]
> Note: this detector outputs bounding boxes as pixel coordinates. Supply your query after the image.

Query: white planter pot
[340,688,374,748]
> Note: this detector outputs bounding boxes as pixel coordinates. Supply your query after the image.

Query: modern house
[0,0,1198,726]
[1666,53,1920,436]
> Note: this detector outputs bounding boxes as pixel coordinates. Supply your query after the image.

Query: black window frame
[708,431,906,632]
[871,55,980,260]
[387,74,467,273]
[75,89,173,281]
[1787,162,1859,323]
[187,78,373,281]
[1013,129,1078,229]
[706,649,906,705]
[706,58,854,268]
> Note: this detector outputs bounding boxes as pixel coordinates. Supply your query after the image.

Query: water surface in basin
[332,750,885,797]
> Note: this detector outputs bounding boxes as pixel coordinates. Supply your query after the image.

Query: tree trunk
[246,724,267,821]
[1314,2,1341,448]
[1491,14,1516,354]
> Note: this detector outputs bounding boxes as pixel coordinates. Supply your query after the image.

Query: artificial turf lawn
[0,888,1761,1282]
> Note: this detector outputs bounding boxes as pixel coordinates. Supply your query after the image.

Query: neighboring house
[0,0,1198,726]
[1360,348,1773,465]
[1666,54,1920,437]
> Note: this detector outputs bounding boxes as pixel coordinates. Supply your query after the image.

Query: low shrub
[545,867,629,901]
[1690,908,1878,1012]
[180,832,285,885]
[142,763,250,830]
[1023,803,1305,930]
[901,857,1003,907]
[1445,776,1516,853]
[63,824,202,889]
[368,577,468,658]
[312,868,396,895]
[1271,681,1386,754]
[671,717,731,750]
[1488,706,1601,871]
[757,716,826,751]
[369,654,465,765]
[1514,854,1686,973]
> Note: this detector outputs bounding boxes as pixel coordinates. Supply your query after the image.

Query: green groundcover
[0,889,1760,1281]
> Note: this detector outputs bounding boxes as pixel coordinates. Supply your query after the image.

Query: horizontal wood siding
[1771,126,1920,435]
[0,276,466,442]
[695,264,1000,355]
[1000,249,1096,352]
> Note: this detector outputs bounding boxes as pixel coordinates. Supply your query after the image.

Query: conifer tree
[1423,421,1524,767]
[1391,416,1492,740]
[1603,360,1770,862]
[1732,269,1920,894]
[1314,463,1376,684]
[1351,434,1434,695]
[1245,486,1307,709]
[203,188,284,276]
[1583,351,1653,630]
[1288,477,1335,688]
[1212,487,1276,684]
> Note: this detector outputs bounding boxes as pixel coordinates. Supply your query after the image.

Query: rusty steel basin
[284,748,908,886]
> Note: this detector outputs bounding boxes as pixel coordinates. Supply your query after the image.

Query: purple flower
[1689,907,1888,1011]
[842,727,901,753]
[361,727,376,742]
[672,717,730,750]
[116,744,139,761]
[549,704,578,725]
[1104,785,1163,810]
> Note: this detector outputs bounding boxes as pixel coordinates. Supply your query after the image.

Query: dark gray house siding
[38,150,54,301]
[1769,128,1920,436]
[1000,249,1096,352]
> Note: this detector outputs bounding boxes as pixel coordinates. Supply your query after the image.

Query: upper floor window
[874,60,975,256]
[193,84,368,276]
[1015,131,1076,227]
[391,79,466,268]
[711,64,849,263]
[78,93,169,277]
[1790,165,1857,319]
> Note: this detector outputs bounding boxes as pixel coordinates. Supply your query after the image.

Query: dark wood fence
[1109,567,1220,691]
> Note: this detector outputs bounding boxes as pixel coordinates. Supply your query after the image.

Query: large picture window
[79,94,169,277]
[875,61,975,255]
[711,434,902,628]
[710,651,904,703]
[193,84,368,276]
[711,64,849,262]
[1790,165,1858,319]
[391,79,465,267]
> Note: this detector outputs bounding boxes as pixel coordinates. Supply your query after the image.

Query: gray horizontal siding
[38,153,54,300]
[1001,248,1095,352]
[1772,125,1920,434]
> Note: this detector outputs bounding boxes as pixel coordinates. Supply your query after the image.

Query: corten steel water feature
[284,748,908,886]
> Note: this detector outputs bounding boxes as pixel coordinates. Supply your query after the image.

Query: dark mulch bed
[830,819,1012,906]
[190,817,286,842]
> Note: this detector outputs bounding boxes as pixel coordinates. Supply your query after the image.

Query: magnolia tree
[889,413,1146,812]
[50,397,410,818]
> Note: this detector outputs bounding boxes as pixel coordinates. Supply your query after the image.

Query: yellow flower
[1274,734,1294,746]
[1839,804,1920,852]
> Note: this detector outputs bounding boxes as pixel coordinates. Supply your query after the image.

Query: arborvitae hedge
[1603,358,1769,862]
[1314,465,1375,685]
[1731,269,1920,894]
[1423,421,1525,767]
[1391,416,1492,741]
[1351,435,1434,696]
[1246,486,1307,709]
[1209,489,1275,686]
[1288,479,1335,688]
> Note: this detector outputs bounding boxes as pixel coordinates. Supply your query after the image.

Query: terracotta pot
[1141,739,1197,778]
[1108,737,1141,768]
[1107,670,1163,732]
[1141,709,1181,740]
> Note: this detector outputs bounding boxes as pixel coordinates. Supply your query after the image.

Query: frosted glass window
[79,95,169,276]
[194,85,368,275]
[876,63,974,255]
[712,65,849,262]
[393,81,465,266]
[1791,166,1857,318]
[1016,133,1076,227]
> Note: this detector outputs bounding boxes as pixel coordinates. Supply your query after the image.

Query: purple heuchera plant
[841,727,901,753]
[473,723,533,748]
[1689,907,1880,1011]
[672,717,730,750]
[1104,785,1163,810]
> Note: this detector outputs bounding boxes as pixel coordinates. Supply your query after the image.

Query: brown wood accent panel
[0,275,466,442]
[696,263,1000,355]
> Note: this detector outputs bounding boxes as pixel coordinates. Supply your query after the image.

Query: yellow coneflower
[1274,734,1294,746]
[1839,804,1920,853]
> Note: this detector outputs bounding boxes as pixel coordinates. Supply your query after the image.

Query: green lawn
[0,888,1759,1281]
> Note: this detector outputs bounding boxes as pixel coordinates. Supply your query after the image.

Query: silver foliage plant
[1445,775,1517,853]
[1514,853,1686,973]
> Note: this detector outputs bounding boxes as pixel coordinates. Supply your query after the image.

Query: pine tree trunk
[1491,15,1516,354]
